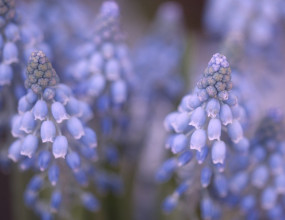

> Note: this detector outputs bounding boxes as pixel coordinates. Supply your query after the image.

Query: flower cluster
[68,1,131,107]
[158,53,248,214]
[8,51,100,219]
[223,109,285,220]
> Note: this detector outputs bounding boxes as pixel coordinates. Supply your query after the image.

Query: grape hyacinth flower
[223,109,285,220]
[8,51,100,219]
[67,1,131,107]
[158,53,248,214]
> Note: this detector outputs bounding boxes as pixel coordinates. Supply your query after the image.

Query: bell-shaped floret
[37,150,51,171]
[111,80,127,104]
[190,129,206,152]
[52,136,68,159]
[201,166,212,188]
[189,107,206,129]
[40,120,56,143]
[211,141,226,165]
[177,150,193,167]
[170,134,187,154]
[48,164,59,186]
[81,193,100,212]
[227,120,243,143]
[220,104,233,125]
[3,42,18,64]
[33,100,48,120]
[20,111,36,133]
[251,165,269,188]
[51,102,69,123]
[206,98,220,118]
[66,152,81,172]
[66,117,85,139]
[50,190,62,212]
[21,135,38,158]
[261,187,277,210]
[207,118,221,141]
[80,128,97,148]
[8,140,22,162]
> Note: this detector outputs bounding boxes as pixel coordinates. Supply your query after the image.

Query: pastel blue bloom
[177,150,193,167]
[261,187,277,210]
[65,97,81,117]
[111,80,127,104]
[233,137,249,152]
[0,64,13,85]
[164,112,178,132]
[50,190,61,212]
[51,102,69,123]
[66,152,81,172]
[66,117,85,139]
[214,174,228,197]
[201,166,212,188]
[26,90,38,104]
[19,158,34,171]
[8,140,22,162]
[190,129,206,152]
[86,74,106,96]
[27,175,43,192]
[227,120,243,143]
[81,193,100,212]
[268,153,283,174]
[20,111,36,133]
[74,169,88,186]
[229,172,248,193]
[80,128,97,148]
[207,118,221,141]
[48,164,59,186]
[171,112,191,133]
[11,115,25,138]
[52,136,68,159]
[211,140,226,165]
[220,104,233,125]
[3,41,18,64]
[18,96,33,114]
[196,146,208,164]
[80,146,97,161]
[181,95,201,111]
[40,120,56,143]
[20,134,39,158]
[275,174,285,193]
[206,98,220,118]
[43,88,55,101]
[240,195,256,213]
[201,197,217,220]
[189,107,206,129]
[89,53,103,72]
[105,59,120,80]
[4,23,19,42]
[251,165,269,188]
[162,195,178,213]
[54,85,71,105]
[33,100,48,120]
[170,134,187,154]
[37,150,51,171]
[101,43,114,59]
[156,158,177,183]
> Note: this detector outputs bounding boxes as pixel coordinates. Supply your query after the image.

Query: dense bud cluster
[197,53,232,101]
[25,51,59,94]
